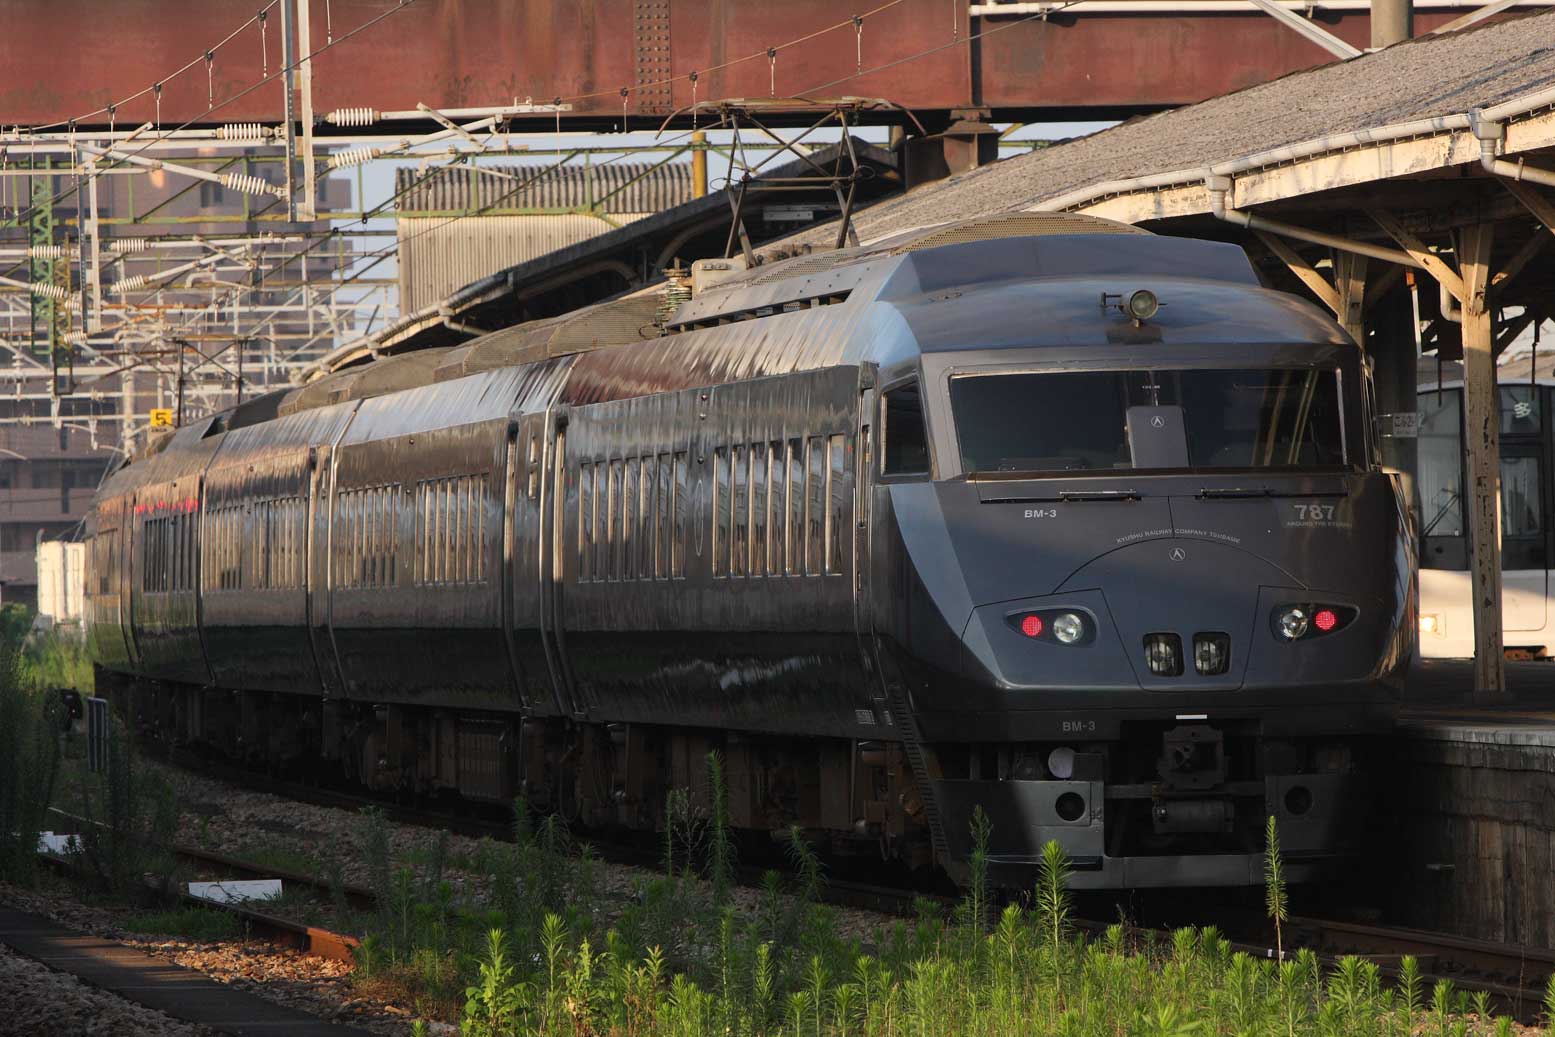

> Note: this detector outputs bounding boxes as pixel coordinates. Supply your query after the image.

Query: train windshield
[950,367,1349,474]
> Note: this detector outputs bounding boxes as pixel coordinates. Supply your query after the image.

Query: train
[1417,370,1554,659]
[84,212,1415,888]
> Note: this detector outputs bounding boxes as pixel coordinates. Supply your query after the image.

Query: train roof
[109,214,1354,480]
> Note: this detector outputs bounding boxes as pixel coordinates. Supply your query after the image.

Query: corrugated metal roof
[397,213,653,313]
[783,10,1555,248]
[395,162,694,215]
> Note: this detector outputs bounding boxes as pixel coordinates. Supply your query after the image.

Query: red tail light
[1313,608,1338,632]
[1021,615,1044,638]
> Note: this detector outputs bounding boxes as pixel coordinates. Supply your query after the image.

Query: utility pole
[279,0,300,220]
[1372,0,1412,47]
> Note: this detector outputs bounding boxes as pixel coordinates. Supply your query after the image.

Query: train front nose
[962,537,1299,692]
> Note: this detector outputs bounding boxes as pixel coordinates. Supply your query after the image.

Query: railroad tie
[0,907,373,1037]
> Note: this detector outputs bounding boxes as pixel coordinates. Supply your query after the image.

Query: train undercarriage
[98,666,1372,888]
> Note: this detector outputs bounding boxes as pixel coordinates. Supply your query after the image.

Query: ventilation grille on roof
[890,212,1149,252]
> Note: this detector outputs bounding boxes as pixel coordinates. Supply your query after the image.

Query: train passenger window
[639,457,654,581]
[743,444,761,581]
[622,458,637,581]
[578,462,595,583]
[767,441,785,577]
[806,437,826,576]
[786,439,804,576]
[882,383,930,476]
[732,445,748,578]
[655,453,671,580]
[712,448,727,578]
[672,451,688,579]
[827,434,847,575]
[1417,390,1464,539]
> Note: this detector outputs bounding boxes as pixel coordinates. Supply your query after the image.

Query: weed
[121,905,241,941]
[0,635,62,884]
[70,710,178,899]
[1265,814,1289,961]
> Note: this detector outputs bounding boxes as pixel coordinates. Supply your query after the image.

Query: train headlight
[1273,603,1355,640]
[1276,606,1310,641]
[1052,612,1085,644]
[1126,289,1160,321]
[1420,613,1442,636]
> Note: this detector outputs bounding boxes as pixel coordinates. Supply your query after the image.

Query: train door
[539,408,584,718]
[307,445,346,698]
[853,365,879,674]
[1499,441,1549,632]
[504,413,548,714]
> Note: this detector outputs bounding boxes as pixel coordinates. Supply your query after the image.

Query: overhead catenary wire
[7,0,422,231]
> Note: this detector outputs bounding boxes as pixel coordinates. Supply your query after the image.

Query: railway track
[146,752,1555,1015]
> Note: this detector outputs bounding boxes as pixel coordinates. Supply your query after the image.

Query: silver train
[84,213,1414,888]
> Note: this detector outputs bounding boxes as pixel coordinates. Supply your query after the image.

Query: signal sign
[149,408,174,428]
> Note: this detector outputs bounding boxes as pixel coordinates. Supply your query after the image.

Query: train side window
[638,457,654,581]
[711,447,727,578]
[806,437,827,575]
[767,441,785,576]
[786,439,804,576]
[882,382,929,476]
[672,451,689,579]
[732,444,748,578]
[751,444,767,577]
[1417,389,1464,539]
[826,433,846,575]
[655,453,671,580]
[622,457,637,581]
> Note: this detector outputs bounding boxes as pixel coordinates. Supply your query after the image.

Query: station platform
[0,907,371,1037]
[1381,659,1555,950]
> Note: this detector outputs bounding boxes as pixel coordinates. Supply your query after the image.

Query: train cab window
[949,368,1350,474]
[882,382,929,476]
[1501,386,1541,436]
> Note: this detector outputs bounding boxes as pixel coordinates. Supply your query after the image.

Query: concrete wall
[34,541,84,626]
[1389,724,1555,949]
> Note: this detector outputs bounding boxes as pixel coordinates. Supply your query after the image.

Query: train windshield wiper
[1197,485,1349,499]
[1058,489,1141,502]
[1197,487,1270,499]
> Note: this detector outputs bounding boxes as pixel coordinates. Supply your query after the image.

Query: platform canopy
[778,11,1555,697]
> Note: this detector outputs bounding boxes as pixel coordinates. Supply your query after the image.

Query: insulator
[110,237,150,253]
[27,245,68,259]
[30,282,71,300]
[328,146,381,169]
[221,173,275,196]
[217,122,269,141]
[325,106,378,127]
[110,275,150,294]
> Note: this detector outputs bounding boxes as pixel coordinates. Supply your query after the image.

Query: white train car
[1417,373,1553,658]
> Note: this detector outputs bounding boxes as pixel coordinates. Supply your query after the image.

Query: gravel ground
[8,759,901,1035]
[158,758,897,944]
[0,939,217,1037]
[0,881,420,1036]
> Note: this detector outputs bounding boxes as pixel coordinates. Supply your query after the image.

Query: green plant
[0,635,62,884]
[71,711,177,898]
[1265,814,1289,961]
[706,751,735,906]
[461,929,531,1037]
[1035,838,1072,966]
[121,905,241,940]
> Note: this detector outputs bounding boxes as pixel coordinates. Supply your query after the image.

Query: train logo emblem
[1150,415,1166,429]
[1169,546,1187,562]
